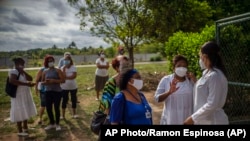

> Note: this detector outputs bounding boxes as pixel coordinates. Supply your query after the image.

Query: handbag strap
[17,72,20,80]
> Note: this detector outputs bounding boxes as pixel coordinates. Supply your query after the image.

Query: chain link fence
[216,12,250,124]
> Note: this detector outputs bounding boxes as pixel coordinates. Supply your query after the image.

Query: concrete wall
[0,57,28,68]
[0,53,157,68]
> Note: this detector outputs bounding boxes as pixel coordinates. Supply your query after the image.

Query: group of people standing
[97,41,229,128]
[35,52,79,131]
[155,41,228,125]
[7,41,229,137]
[8,52,79,136]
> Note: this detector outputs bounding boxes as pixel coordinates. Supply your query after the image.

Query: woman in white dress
[184,41,229,125]
[154,55,196,124]
[9,57,37,136]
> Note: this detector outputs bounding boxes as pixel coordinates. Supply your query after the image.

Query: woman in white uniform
[154,55,196,124]
[184,41,229,125]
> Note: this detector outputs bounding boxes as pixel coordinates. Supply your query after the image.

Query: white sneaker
[73,115,79,119]
[60,116,65,119]
[17,132,28,136]
[44,124,55,130]
[56,125,61,131]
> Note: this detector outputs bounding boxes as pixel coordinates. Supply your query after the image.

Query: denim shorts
[40,91,46,107]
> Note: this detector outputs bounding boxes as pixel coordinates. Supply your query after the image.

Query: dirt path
[143,91,163,124]
[0,90,163,141]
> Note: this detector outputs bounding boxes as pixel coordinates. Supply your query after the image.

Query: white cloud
[0,0,109,51]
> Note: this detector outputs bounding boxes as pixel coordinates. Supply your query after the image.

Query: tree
[205,0,250,20]
[144,0,214,43]
[52,44,58,49]
[68,0,153,67]
[68,41,77,48]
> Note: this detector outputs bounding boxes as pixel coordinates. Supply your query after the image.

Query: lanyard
[125,89,152,119]
[125,89,141,103]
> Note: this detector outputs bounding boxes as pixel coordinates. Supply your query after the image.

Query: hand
[62,66,67,72]
[187,72,197,83]
[41,79,51,85]
[17,67,25,73]
[45,79,54,83]
[168,78,179,94]
[183,116,194,125]
[27,82,36,87]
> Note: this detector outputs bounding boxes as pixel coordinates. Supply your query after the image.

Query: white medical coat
[192,68,229,124]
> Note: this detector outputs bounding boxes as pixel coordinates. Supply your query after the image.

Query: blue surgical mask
[63,60,70,65]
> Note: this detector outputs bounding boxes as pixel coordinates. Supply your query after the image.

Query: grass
[0,61,168,141]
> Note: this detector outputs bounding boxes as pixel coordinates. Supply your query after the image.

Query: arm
[62,66,77,80]
[9,71,35,87]
[56,68,65,83]
[96,59,109,69]
[17,67,33,81]
[23,71,33,81]
[184,72,227,124]
[110,93,125,125]
[35,69,43,94]
[96,63,107,69]
[42,69,65,84]
[104,61,110,69]
[154,76,179,102]
[101,78,117,115]
[58,58,63,68]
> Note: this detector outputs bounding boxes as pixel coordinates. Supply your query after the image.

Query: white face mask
[19,65,24,69]
[199,59,206,70]
[131,79,143,90]
[48,62,54,68]
[100,54,105,58]
[175,67,187,77]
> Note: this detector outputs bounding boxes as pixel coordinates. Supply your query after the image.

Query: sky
[0,0,109,52]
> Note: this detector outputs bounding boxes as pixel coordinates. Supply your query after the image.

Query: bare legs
[39,106,45,124]
[96,90,100,100]
[17,120,28,136]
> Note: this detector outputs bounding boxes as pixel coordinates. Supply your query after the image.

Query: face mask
[131,79,143,90]
[175,67,187,77]
[19,65,24,69]
[199,59,206,70]
[119,50,124,55]
[48,62,54,68]
[100,54,105,58]
[64,60,70,65]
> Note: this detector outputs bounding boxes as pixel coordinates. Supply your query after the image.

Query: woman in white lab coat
[184,41,229,125]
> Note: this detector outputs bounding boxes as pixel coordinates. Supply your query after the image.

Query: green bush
[165,25,215,77]
[150,55,162,61]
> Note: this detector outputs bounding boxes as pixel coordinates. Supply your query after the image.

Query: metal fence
[216,12,250,124]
